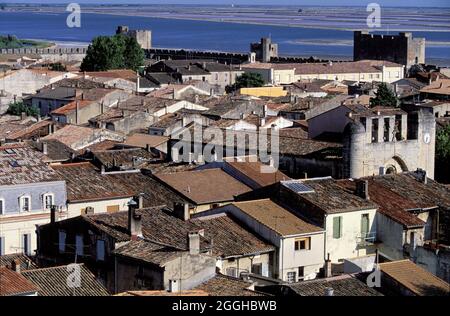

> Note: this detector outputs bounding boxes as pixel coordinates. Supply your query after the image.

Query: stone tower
[343,108,435,179]
[354,31,425,69]
[250,37,278,63]
[116,26,152,50]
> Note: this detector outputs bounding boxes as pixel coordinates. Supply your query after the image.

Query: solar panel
[283,182,315,194]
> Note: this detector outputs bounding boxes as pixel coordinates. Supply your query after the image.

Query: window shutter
[27,234,31,255]
[0,237,4,256]
[333,217,342,239]
[262,263,269,277]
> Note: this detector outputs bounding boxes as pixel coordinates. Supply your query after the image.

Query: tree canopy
[436,124,450,184]
[226,73,265,93]
[369,83,399,108]
[7,101,39,118]
[80,34,144,72]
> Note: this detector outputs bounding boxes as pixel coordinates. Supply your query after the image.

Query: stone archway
[385,156,409,174]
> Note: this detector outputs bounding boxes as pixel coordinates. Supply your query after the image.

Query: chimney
[173,202,190,221]
[260,117,266,127]
[50,205,57,224]
[42,142,48,155]
[21,112,27,120]
[324,288,334,296]
[356,180,370,200]
[137,193,144,209]
[127,200,142,239]
[210,88,214,97]
[188,232,200,255]
[324,253,332,278]
[11,259,21,274]
[416,168,427,184]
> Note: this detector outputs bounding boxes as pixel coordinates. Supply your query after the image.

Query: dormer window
[43,193,54,211]
[20,196,31,212]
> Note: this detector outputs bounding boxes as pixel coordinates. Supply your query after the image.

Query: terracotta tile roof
[232,199,323,236]
[22,264,109,296]
[50,78,107,90]
[194,274,266,296]
[0,144,59,185]
[51,162,179,206]
[91,148,156,170]
[285,274,382,296]
[31,139,77,162]
[114,240,183,266]
[337,178,425,228]
[367,173,450,209]
[0,122,27,139]
[224,157,290,187]
[43,125,124,150]
[192,213,275,258]
[124,133,169,148]
[294,60,403,75]
[420,79,450,95]
[0,254,38,271]
[51,162,134,202]
[287,178,378,214]
[0,267,39,296]
[51,100,94,115]
[5,119,57,141]
[85,207,210,250]
[380,260,450,296]
[154,169,252,205]
[81,140,121,153]
[116,290,208,296]
[83,69,138,81]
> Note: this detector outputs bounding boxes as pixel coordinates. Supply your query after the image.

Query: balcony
[357,232,377,246]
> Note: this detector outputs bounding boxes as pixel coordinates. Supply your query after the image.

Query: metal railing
[357,232,377,245]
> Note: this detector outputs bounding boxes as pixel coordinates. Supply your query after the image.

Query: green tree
[226,73,265,93]
[80,34,144,72]
[370,83,398,108]
[50,62,67,72]
[7,101,39,118]
[435,124,450,184]
[123,36,145,71]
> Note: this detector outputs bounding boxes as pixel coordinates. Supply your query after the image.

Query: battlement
[354,31,425,68]
[0,47,88,55]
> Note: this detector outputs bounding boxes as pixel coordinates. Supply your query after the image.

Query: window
[333,216,343,239]
[22,233,31,255]
[287,271,296,283]
[20,196,31,212]
[0,236,4,255]
[75,235,83,257]
[106,205,119,213]
[0,199,4,215]
[384,118,390,142]
[226,267,238,278]
[294,237,311,251]
[361,214,370,236]
[251,263,262,275]
[298,266,305,279]
[58,230,66,253]
[43,193,54,211]
[97,240,105,261]
[372,118,379,143]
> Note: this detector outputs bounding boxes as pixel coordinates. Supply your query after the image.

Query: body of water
[1,11,449,65]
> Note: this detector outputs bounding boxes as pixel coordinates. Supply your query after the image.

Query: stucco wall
[325,209,377,262]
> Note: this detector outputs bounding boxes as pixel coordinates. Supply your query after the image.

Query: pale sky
[4,0,450,8]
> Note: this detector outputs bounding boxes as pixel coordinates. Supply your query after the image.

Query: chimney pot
[324,287,334,296]
[11,259,21,274]
[42,142,48,155]
[127,200,142,239]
